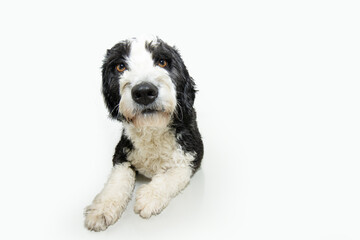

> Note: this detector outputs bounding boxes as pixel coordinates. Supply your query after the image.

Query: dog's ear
[102,50,121,119]
[176,74,197,124]
[182,76,196,112]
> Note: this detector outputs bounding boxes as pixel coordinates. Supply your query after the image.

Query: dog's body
[84,37,203,231]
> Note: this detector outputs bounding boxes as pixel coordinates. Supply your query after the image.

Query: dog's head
[102,37,196,128]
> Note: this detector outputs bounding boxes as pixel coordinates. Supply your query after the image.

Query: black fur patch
[112,130,133,165]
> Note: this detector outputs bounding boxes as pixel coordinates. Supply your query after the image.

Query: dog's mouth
[128,108,171,128]
[141,108,159,114]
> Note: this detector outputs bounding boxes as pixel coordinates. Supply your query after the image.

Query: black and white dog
[84,37,203,231]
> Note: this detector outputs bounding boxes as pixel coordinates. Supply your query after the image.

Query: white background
[0,0,359,239]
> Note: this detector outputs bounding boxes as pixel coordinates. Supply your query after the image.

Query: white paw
[134,184,170,219]
[84,201,122,232]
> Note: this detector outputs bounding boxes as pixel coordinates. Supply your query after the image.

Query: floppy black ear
[101,50,121,120]
[182,76,196,112]
[101,41,131,120]
[175,75,197,125]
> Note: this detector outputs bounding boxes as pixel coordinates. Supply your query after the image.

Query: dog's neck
[123,123,174,142]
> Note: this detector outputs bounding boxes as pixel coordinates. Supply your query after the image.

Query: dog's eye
[158,59,168,68]
[116,63,126,72]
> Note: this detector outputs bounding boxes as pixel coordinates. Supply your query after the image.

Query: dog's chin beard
[127,111,171,128]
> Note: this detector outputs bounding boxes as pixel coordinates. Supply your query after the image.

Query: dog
[84,36,203,231]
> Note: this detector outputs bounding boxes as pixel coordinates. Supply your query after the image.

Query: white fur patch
[124,123,195,178]
[84,162,135,231]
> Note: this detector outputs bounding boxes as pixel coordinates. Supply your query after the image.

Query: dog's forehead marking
[126,37,156,69]
[122,37,168,87]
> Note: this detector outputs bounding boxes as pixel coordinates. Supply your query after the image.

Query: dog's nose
[131,82,159,105]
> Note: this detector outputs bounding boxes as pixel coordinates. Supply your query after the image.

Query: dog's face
[102,37,196,128]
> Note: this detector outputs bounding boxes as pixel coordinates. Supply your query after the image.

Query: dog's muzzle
[131,82,158,106]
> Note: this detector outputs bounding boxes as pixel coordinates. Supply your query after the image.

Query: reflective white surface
[0,1,360,239]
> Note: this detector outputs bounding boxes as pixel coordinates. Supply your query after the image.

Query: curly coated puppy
[84,36,203,231]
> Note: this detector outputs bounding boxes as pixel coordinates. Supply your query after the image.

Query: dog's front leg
[134,166,192,218]
[84,162,135,231]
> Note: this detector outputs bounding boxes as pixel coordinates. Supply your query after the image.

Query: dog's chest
[124,126,187,178]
